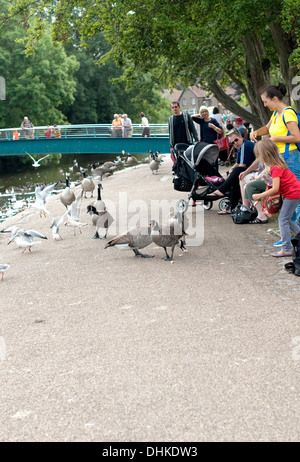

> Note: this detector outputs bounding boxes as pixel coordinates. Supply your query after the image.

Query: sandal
[217,209,231,215]
[206,192,225,200]
[249,218,268,224]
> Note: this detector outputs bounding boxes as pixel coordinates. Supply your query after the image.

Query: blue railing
[0,123,168,140]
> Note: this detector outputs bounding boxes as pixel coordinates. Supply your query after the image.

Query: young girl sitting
[252,139,300,257]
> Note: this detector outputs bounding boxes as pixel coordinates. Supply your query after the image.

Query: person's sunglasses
[232,138,240,143]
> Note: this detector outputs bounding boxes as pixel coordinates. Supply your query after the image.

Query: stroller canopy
[183,142,219,168]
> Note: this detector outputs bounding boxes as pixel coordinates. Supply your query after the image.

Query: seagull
[7,229,47,253]
[30,182,58,217]
[25,152,50,168]
[65,190,87,235]
[0,264,10,280]
[50,211,68,240]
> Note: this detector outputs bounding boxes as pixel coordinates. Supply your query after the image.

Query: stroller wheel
[225,161,231,167]
[176,199,188,213]
[219,197,231,211]
[203,200,213,210]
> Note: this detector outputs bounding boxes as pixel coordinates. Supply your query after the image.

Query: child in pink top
[252,139,300,257]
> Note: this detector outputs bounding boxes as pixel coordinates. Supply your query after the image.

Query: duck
[80,168,95,198]
[149,214,187,261]
[104,225,154,258]
[60,173,75,209]
[86,205,114,239]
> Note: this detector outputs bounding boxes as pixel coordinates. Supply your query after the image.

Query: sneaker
[273,235,294,247]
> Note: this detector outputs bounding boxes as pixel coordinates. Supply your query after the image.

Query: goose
[31,182,58,217]
[8,229,47,253]
[149,153,160,174]
[86,205,114,239]
[60,173,75,209]
[102,161,117,170]
[0,264,10,280]
[149,215,186,261]
[126,154,139,167]
[93,183,106,212]
[80,168,95,198]
[104,225,154,258]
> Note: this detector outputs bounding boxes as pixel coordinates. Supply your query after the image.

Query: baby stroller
[173,142,231,213]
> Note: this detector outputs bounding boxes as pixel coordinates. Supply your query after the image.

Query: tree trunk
[208,79,261,128]
[241,32,272,125]
[269,21,300,112]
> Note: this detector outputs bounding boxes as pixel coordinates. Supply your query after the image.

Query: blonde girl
[253,139,300,257]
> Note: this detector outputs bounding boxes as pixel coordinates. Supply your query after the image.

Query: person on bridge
[168,101,199,163]
[53,124,61,138]
[140,112,150,137]
[111,114,122,137]
[21,116,35,139]
[122,114,133,138]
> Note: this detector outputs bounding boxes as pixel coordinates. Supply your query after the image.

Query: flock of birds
[0,149,186,281]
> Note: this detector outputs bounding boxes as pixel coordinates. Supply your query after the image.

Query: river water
[0,153,149,224]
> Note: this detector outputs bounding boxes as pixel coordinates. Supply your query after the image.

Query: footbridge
[0,124,170,156]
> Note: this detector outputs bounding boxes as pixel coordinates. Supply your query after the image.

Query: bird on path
[50,211,68,240]
[105,225,154,258]
[7,229,47,253]
[60,173,75,209]
[65,190,87,235]
[149,213,187,261]
[30,182,58,217]
[80,168,95,198]
[0,264,10,280]
[25,152,50,168]
[126,154,139,167]
[149,152,160,174]
[86,205,114,239]
[93,183,106,212]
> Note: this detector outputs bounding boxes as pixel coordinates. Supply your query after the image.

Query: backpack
[276,107,300,158]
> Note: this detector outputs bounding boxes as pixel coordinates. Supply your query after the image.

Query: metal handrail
[0,123,169,140]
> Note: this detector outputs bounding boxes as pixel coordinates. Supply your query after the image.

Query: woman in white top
[140,112,150,137]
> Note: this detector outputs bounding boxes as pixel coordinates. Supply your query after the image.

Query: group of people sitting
[191,83,300,258]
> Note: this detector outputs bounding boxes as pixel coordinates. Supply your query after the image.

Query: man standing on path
[168,101,199,162]
[21,116,35,139]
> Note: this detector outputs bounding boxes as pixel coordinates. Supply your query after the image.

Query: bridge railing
[0,124,169,140]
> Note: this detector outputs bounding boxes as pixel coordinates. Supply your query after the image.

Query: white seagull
[30,182,57,217]
[50,211,68,240]
[0,264,10,280]
[7,229,47,253]
[65,190,87,235]
[25,151,50,168]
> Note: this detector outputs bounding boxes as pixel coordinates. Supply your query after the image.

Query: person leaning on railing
[111,114,123,137]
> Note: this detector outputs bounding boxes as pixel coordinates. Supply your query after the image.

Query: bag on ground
[231,204,258,224]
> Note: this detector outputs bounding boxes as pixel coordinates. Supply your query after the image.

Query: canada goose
[104,225,154,257]
[0,264,10,280]
[102,161,117,170]
[93,183,106,212]
[126,155,139,167]
[86,205,114,239]
[149,153,160,174]
[80,168,95,198]
[60,173,75,209]
[149,215,186,261]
